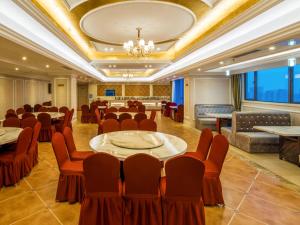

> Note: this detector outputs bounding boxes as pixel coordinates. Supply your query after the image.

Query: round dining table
[0,127,23,146]
[18,112,64,119]
[89,130,187,161]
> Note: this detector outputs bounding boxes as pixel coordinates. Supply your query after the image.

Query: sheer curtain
[231,74,242,111]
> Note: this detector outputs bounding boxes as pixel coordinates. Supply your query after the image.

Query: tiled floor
[1,112,300,225]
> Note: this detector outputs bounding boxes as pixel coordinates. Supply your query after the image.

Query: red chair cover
[55,110,70,133]
[139,119,157,132]
[23,104,32,113]
[202,134,229,206]
[185,128,213,161]
[79,153,122,225]
[21,117,38,129]
[164,102,177,117]
[38,107,48,112]
[103,119,120,133]
[90,103,98,123]
[134,113,147,123]
[128,107,138,112]
[123,154,162,225]
[68,108,74,129]
[161,155,205,225]
[59,106,69,114]
[49,107,58,112]
[161,101,167,114]
[16,108,25,115]
[51,132,84,203]
[150,110,156,121]
[0,127,32,187]
[174,104,184,122]
[63,127,94,160]
[121,119,138,131]
[34,104,42,112]
[6,109,15,114]
[107,107,118,113]
[138,104,146,113]
[95,108,103,134]
[119,113,132,122]
[81,105,91,123]
[38,113,55,142]
[22,112,35,120]
[3,117,20,127]
[27,122,41,169]
[5,113,18,119]
[104,112,118,120]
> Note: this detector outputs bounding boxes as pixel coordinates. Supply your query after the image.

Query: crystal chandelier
[123,27,155,57]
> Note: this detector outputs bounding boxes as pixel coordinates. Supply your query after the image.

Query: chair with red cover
[79,153,123,225]
[5,113,18,119]
[137,104,146,113]
[37,113,55,142]
[150,110,156,121]
[51,132,84,203]
[164,102,177,117]
[16,108,25,115]
[0,127,32,187]
[38,107,48,112]
[121,119,138,131]
[134,113,147,123]
[3,117,20,127]
[67,108,74,130]
[6,109,16,114]
[104,112,118,120]
[107,107,118,113]
[174,104,184,122]
[81,105,91,123]
[161,155,205,225]
[59,106,69,114]
[22,112,35,120]
[49,107,58,112]
[119,113,132,122]
[95,108,103,134]
[26,122,41,169]
[34,104,42,112]
[21,117,38,129]
[139,119,157,132]
[123,154,162,225]
[102,119,120,133]
[202,134,229,206]
[63,127,94,160]
[55,110,70,133]
[118,107,128,112]
[23,104,33,113]
[185,128,213,161]
[128,107,138,112]
[90,103,98,123]
[161,101,167,114]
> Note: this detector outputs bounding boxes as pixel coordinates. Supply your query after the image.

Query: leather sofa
[194,104,235,131]
[221,111,291,153]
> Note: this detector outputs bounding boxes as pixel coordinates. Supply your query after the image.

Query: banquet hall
[0,0,300,225]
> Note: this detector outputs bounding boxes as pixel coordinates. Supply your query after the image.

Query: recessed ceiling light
[113,65,116,68]
[108,65,112,68]
[219,61,224,65]
[15,67,19,71]
[197,68,201,71]
[22,56,27,61]
[288,39,296,46]
[46,64,50,68]
[269,46,276,51]
[149,65,152,68]
[225,70,230,76]
[145,65,148,68]
[104,48,108,51]
[110,47,114,51]
[157,47,161,51]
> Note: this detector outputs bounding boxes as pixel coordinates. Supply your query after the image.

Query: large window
[172,78,184,105]
[245,65,297,103]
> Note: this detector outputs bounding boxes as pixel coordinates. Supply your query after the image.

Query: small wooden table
[205,113,232,134]
[254,126,300,166]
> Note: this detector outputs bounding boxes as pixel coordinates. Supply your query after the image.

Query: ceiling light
[104,48,108,52]
[225,70,230,76]
[22,56,27,61]
[145,65,148,68]
[110,47,114,51]
[156,47,161,51]
[269,46,276,51]
[149,65,152,68]
[46,64,50,68]
[219,61,224,65]
[288,58,296,67]
[108,65,112,68]
[197,68,201,71]
[288,39,296,46]
[15,67,19,71]
[113,65,116,68]
[123,27,155,57]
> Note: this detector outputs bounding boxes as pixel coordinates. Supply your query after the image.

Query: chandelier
[123,27,155,57]
[122,71,134,78]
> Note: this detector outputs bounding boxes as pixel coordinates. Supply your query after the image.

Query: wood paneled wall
[125,85,150,96]
[97,84,122,96]
[153,84,172,96]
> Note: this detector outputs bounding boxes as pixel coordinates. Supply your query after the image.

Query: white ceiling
[80,1,196,44]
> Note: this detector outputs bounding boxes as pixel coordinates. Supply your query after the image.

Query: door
[77,84,89,110]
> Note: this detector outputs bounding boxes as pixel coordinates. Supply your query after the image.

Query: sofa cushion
[198,118,217,124]
[195,104,234,118]
[235,132,279,145]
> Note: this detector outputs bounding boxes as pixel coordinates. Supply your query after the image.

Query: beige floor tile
[25,169,59,190]
[205,207,234,225]
[36,182,58,208]
[11,209,60,225]
[230,213,267,225]
[51,202,81,225]
[222,186,245,210]
[0,180,31,202]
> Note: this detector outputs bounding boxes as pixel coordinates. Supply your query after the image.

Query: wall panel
[97,84,122,96]
[153,84,172,96]
[125,85,150,96]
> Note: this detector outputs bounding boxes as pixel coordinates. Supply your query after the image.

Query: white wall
[0,76,52,118]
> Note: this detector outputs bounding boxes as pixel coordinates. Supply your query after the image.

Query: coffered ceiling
[29,0,263,78]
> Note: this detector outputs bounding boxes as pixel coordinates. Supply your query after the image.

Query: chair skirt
[26,145,38,169]
[162,197,205,225]
[56,173,84,203]
[0,154,30,187]
[79,194,123,225]
[39,128,53,142]
[123,195,162,225]
[81,115,90,123]
[202,175,224,206]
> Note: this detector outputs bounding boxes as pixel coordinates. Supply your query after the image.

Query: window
[256,66,289,103]
[293,65,300,102]
[245,72,255,100]
[172,78,184,105]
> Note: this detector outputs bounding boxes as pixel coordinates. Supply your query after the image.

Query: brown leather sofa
[222,111,291,153]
